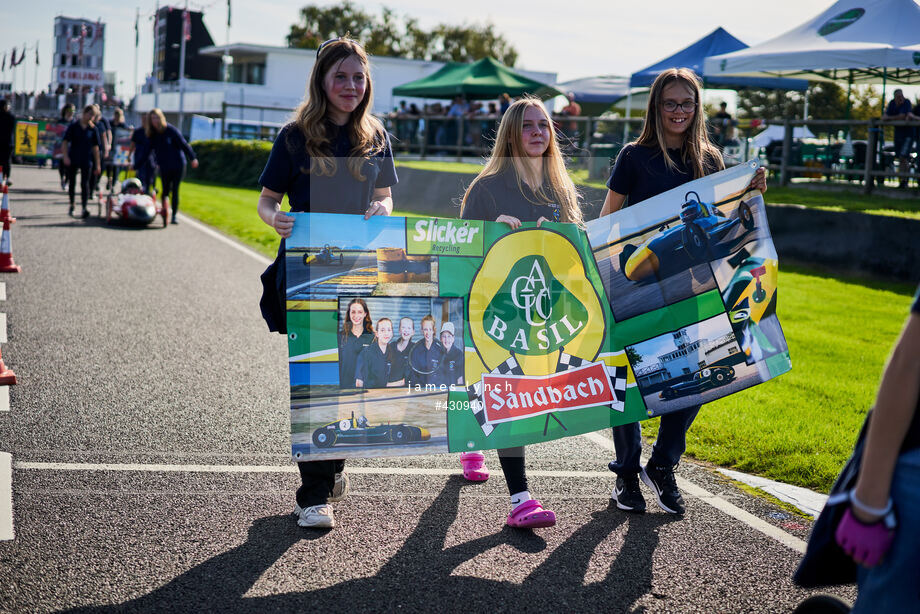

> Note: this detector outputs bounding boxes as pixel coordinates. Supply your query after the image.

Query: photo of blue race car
[619,191,756,283]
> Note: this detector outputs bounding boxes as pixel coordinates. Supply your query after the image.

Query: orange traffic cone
[0,347,16,386]
[0,218,21,273]
[0,183,11,223]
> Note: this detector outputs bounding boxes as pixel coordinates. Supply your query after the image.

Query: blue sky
[3,0,842,101]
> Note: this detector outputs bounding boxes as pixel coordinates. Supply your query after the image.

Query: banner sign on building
[285,161,790,460]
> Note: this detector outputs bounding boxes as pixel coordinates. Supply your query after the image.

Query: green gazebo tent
[392,57,563,100]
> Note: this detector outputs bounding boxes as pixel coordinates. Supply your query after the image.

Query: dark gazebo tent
[393,57,563,100]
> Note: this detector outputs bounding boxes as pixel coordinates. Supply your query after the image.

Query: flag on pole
[227,0,231,27]
[34,40,39,66]
[1,52,6,71]
[135,12,139,46]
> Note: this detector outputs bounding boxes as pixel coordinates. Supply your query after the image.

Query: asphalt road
[0,167,855,613]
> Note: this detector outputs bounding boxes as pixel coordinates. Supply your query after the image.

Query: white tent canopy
[703,0,920,85]
[750,124,816,150]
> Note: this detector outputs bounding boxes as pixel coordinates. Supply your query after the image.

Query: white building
[53,17,105,94]
[133,42,557,128]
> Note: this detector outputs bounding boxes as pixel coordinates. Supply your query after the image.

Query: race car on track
[619,191,756,282]
[103,178,169,227]
[659,365,735,400]
[311,412,431,448]
[304,244,345,266]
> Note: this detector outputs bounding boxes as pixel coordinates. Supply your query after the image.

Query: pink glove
[835,507,896,568]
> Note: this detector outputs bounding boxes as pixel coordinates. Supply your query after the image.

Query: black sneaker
[612,474,646,513]
[641,463,685,515]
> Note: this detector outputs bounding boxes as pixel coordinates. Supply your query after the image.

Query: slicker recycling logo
[817,8,865,37]
[467,229,616,430]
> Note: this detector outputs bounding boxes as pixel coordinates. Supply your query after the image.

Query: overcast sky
[0,0,881,101]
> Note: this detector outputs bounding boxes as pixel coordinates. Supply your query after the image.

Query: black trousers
[0,148,11,180]
[66,164,92,207]
[498,446,527,494]
[160,169,184,215]
[297,459,345,507]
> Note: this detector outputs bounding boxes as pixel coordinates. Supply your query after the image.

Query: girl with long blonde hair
[458,96,584,529]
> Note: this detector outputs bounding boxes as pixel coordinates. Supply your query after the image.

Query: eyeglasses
[661,100,697,113]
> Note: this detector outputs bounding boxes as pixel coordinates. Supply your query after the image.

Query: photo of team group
[337,296,465,391]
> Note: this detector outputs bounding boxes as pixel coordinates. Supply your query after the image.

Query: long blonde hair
[461,96,582,226]
[145,108,168,137]
[289,38,385,181]
[635,68,724,179]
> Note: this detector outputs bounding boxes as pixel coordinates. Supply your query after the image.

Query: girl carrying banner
[256,37,397,530]
[459,96,583,529]
[599,68,766,516]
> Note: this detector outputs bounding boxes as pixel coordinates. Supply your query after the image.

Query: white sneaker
[296,504,335,529]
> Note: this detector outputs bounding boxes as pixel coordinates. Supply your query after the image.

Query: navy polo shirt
[607,143,720,207]
[436,345,464,387]
[887,99,913,140]
[390,339,413,384]
[461,170,561,223]
[259,121,397,213]
[339,331,374,387]
[409,340,444,386]
[130,127,152,167]
[150,124,196,173]
[63,121,100,166]
[356,342,406,388]
[903,283,920,453]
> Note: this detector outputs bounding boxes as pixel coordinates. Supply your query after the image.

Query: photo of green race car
[311,412,431,448]
[659,366,736,400]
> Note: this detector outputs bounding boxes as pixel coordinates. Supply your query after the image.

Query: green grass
[180,177,916,492]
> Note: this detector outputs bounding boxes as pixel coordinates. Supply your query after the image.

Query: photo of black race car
[619,191,756,283]
[311,412,431,448]
[659,365,736,400]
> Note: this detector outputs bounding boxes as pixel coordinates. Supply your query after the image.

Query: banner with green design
[286,160,790,460]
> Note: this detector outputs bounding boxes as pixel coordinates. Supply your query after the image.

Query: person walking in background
[458,96,584,529]
[61,105,101,218]
[91,104,111,196]
[0,99,15,183]
[883,89,913,188]
[129,113,156,195]
[147,108,198,224]
[600,68,766,516]
[833,284,920,613]
[56,103,75,191]
[106,107,129,189]
[255,37,396,530]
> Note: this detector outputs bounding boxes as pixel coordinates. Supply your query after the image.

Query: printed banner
[286,160,790,460]
[14,122,38,156]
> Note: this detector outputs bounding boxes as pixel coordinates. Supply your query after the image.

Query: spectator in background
[883,89,912,188]
[147,107,198,224]
[129,113,156,195]
[106,107,128,189]
[56,103,75,191]
[560,92,582,146]
[499,93,512,115]
[711,102,733,148]
[0,100,16,183]
[61,105,101,218]
[91,105,111,195]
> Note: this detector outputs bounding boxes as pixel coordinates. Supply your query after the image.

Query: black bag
[259,241,287,335]
[793,415,870,588]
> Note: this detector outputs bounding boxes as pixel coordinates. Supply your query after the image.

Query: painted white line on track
[0,282,6,301]
[176,214,272,266]
[0,313,6,343]
[580,432,806,554]
[12,461,610,479]
[1,452,12,541]
[0,386,8,412]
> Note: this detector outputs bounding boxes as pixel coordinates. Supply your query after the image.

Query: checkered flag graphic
[607,364,627,412]
[494,355,524,375]
[466,380,494,436]
[555,351,586,372]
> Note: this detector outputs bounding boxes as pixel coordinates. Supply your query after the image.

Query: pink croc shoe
[506,499,556,529]
[459,452,489,482]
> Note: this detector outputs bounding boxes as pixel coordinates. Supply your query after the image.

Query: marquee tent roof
[630,27,809,90]
[703,0,920,85]
[392,57,563,99]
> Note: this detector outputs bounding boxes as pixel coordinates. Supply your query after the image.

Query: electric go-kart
[304,244,344,266]
[311,412,431,448]
[103,178,169,227]
[659,365,735,400]
[619,191,756,282]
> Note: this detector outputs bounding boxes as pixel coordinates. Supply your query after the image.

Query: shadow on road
[61,477,679,613]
